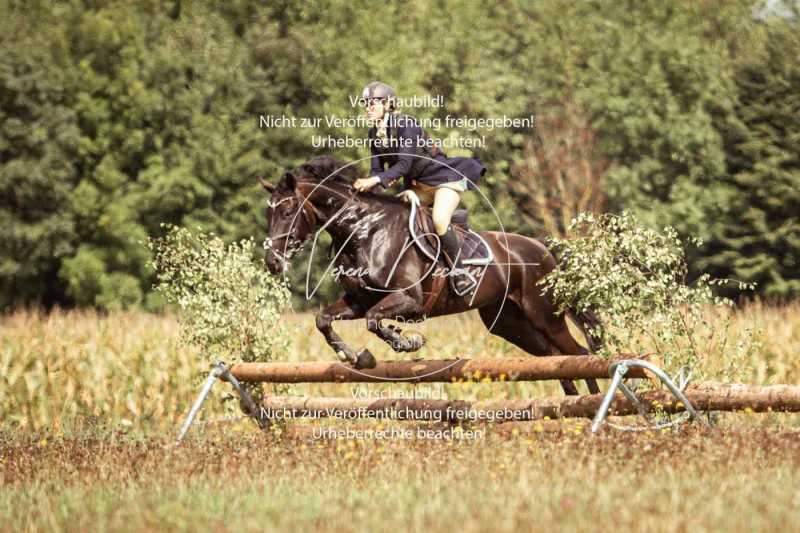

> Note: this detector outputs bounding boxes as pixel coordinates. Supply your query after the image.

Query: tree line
[1,0,797,310]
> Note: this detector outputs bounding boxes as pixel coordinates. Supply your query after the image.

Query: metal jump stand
[590,359,710,433]
[175,358,709,444]
[175,361,267,445]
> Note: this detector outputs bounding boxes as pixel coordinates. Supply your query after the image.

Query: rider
[353,81,486,295]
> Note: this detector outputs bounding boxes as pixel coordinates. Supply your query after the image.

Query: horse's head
[260,156,361,275]
[259,171,318,275]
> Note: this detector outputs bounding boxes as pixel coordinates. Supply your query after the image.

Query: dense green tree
[0,7,81,308]
[707,15,800,297]
[2,1,274,309]
[0,0,796,310]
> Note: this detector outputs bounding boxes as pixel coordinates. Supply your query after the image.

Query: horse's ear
[257,176,275,192]
[284,172,297,190]
[299,164,314,177]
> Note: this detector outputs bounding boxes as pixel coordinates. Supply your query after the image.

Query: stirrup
[450,267,478,296]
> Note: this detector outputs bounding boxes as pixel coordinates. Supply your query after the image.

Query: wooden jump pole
[256,382,800,422]
[229,355,652,384]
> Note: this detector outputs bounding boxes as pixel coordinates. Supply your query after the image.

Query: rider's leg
[433,187,476,294]
[432,186,461,236]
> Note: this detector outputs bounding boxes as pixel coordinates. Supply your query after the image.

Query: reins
[265,181,360,262]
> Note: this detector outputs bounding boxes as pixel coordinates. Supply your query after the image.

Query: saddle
[410,205,493,266]
[408,203,493,312]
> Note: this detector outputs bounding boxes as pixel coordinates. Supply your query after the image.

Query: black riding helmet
[360,81,397,110]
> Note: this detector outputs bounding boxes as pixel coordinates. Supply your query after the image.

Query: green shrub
[540,211,760,380]
[149,225,291,366]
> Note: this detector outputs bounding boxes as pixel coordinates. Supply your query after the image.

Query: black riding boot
[439,226,477,296]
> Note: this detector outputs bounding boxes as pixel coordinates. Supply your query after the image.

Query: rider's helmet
[360,81,397,110]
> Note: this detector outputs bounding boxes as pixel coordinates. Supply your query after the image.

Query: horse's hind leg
[478,301,580,395]
[365,291,427,355]
[517,297,601,395]
[545,318,601,394]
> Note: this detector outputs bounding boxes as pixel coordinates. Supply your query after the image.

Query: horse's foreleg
[365,292,427,354]
[315,295,366,366]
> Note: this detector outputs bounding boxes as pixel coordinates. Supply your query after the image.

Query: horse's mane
[281,154,409,207]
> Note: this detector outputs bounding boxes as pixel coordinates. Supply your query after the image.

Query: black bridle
[264,182,360,265]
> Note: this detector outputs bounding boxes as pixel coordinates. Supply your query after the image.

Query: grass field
[3,427,800,532]
[2,303,800,531]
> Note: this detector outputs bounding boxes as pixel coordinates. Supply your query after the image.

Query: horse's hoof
[391,332,426,353]
[354,348,377,369]
[407,332,426,351]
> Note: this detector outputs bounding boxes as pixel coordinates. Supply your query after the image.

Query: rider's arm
[375,121,424,189]
[368,127,383,177]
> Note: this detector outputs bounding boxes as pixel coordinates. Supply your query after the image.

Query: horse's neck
[321,196,403,247]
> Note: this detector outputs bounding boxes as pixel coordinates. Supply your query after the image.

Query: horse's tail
[568,307,604,353]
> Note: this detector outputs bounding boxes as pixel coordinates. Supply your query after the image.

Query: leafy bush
[149,225,291,366]
[540,212,760,380]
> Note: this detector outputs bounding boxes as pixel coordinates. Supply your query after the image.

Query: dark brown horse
[260,155,601,395]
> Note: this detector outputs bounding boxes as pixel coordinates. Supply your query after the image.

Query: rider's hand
[354,176,381,192]
[396,189,420,207]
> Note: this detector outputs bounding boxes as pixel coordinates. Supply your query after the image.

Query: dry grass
[3,301,799,431]
[1,303,799,531]
[2,426,800,532]
[1,308,203,431]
